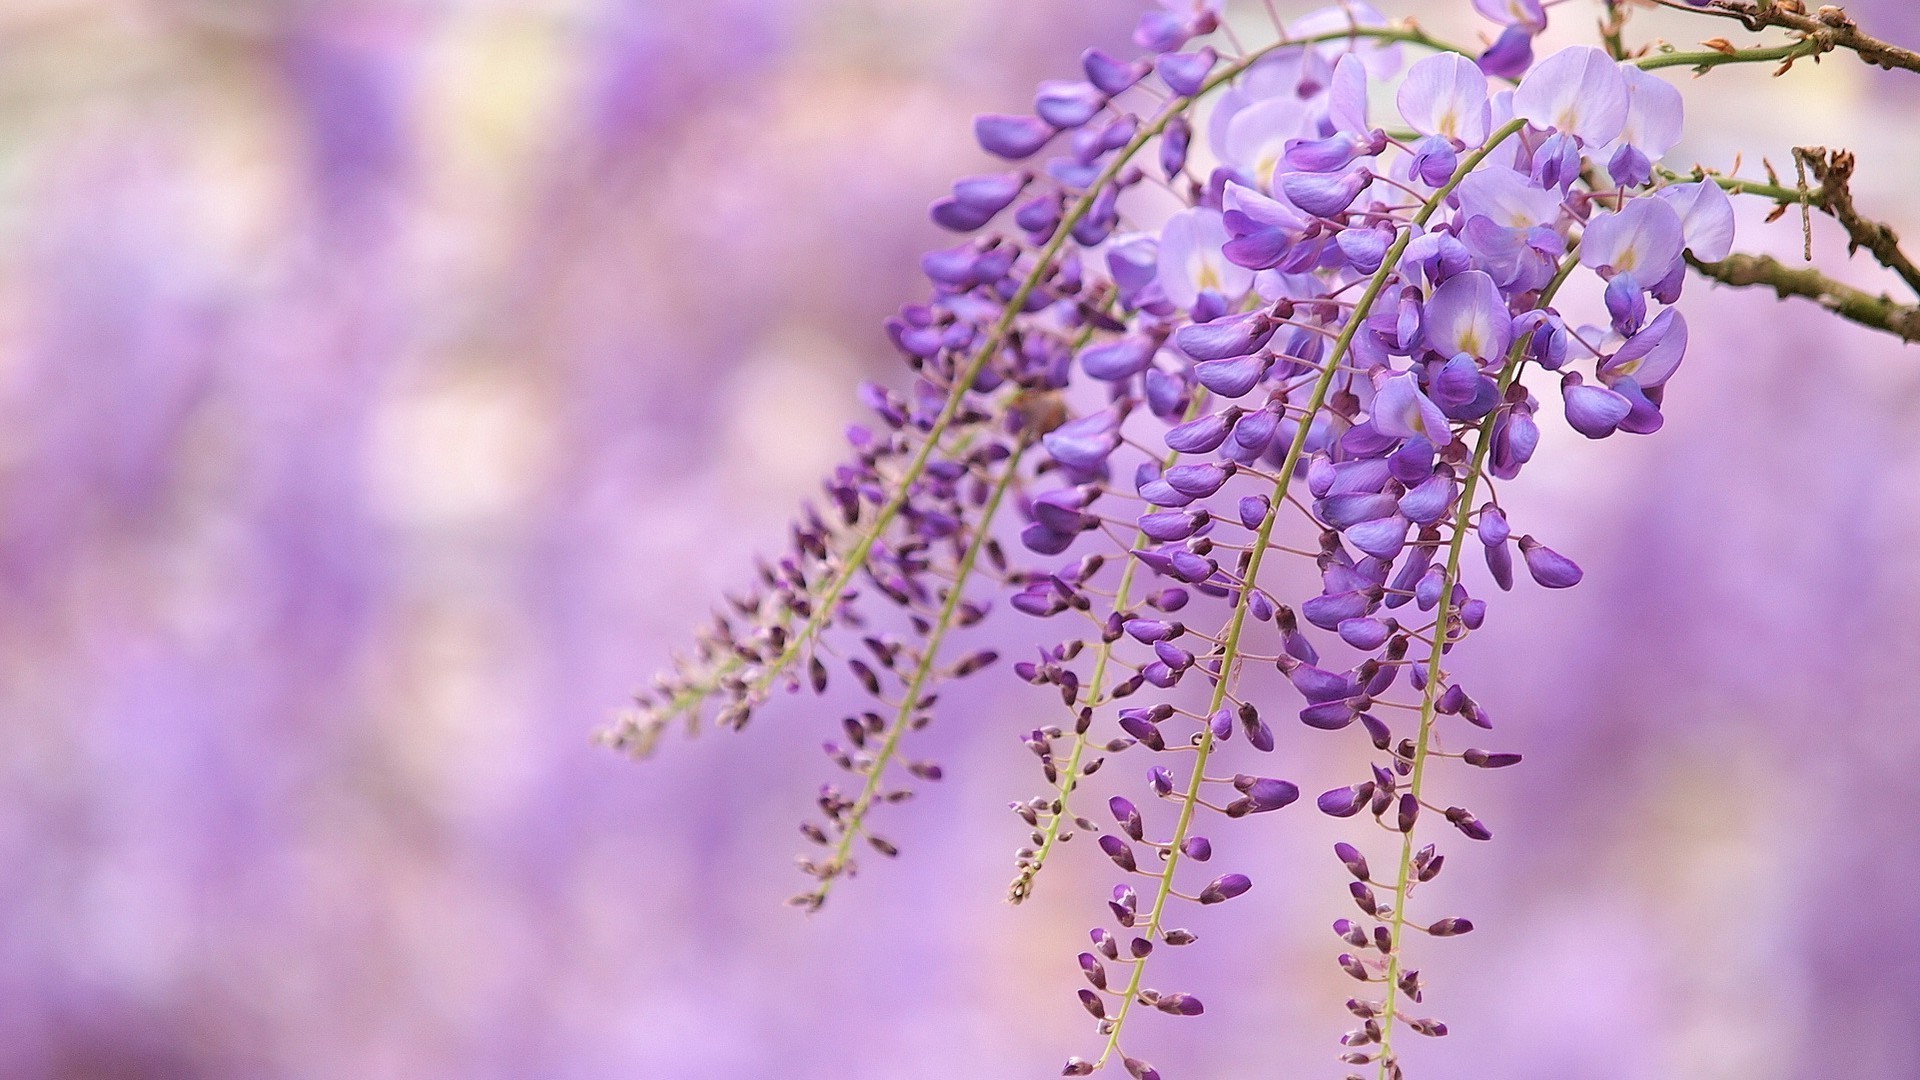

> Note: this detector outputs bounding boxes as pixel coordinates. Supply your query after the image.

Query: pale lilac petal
[1422,270,1512,360]
[1581,197,1685,279]
[1157,207,1254,309]
[1654,180,1736,262]
[1514,45,1629,145]
[1397,52,1491,145]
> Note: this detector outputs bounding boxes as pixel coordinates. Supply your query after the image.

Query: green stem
[1637,38,1821,73]
[1010,392,1209,905]
[803,434,1034,909]
[1095,116,1530,1071]
[1370,252,1580,1078]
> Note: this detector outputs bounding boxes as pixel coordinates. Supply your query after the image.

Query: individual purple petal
[1484,538,1514,590]
[1241,707,1276,752]
[974,113,1055,159]
[1167,550,1217,583]
[1153,640,1195,671]
[1139,767,1171,799]
[1303,589,1370,630]
[1161,115,1192,179]
[1518,534,1582,587]
[1338,617,1392,650]
[1610,376,1666,435]
[1136,1,1218,54]
[1140,511,1200,542]
[1513,46,1628,145]
[1231,409,1277,455]
[1125,618,1178,643]
[1044,410,1121,472]
[1487,397,1539,480]
[1158,206,1254,310]
[1144,367,1189,418]
[1474,0,1547,28]
[1107,234,1160,306]
[1423,270,1512,360]
[1561,373,1632,439]
[1408,134,1459,187]
[1083,47,1149,95]
[1081,336,1158,381]
[1477,504,1511,545]
[1157,47,1218,97]
[1282,168,1372,218]
[1174,310,1276,360]
[1608,142,1652,190]
[1398,472,1457,525]
[1581,197,1685,280]
[1243,777,1300,812]
[1163,462,1230,498]
[1460,597,1489,628]
[1238,494,1270,531]
[1335,227,1391,274]
[1326,457,1392,497]
[1021,521,1078,555]
[929,197,995,232]
[1415,565,1446,610]
[1283,132,1370,174]
[1100,834,1139,871]
[1198,873,1252,904]
[1328,53,1371,134]
[1318,783,1374,818]
[1371,371,1454,446]
[1138,479,1193,508]
[1613,64,1683,169]
[1476,24,1536,81]
[1346,514,1410,559]
[1605,273,1648,336]
[1387,436,1434,485]
[1317,492,1398,529]
[1030,488,1092,534]
[1397,52,1491,145]
[1288,662,1353,704]
[1194,354,1271,398]
[951,171,1027,213]
[1601,307,1687,387]
[1165,410,1236,454]
[1654,179,1736,262]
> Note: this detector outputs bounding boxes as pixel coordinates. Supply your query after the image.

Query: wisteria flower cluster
[613,0,1920,1075]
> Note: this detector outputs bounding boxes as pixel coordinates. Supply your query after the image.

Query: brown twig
[1791,146,1920,299]
[1688,251,1920,342]
[1677,1,1920,75]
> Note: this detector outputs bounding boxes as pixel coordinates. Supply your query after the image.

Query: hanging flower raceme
[999,18,1727,1078]
[617,0,1788,1075]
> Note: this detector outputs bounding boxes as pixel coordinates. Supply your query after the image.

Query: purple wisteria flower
[616,1,1815,1075]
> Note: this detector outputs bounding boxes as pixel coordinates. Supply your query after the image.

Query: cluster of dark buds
[619,0,1920,1074]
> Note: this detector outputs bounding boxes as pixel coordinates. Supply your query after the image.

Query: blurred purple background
[4,1,1918,1077]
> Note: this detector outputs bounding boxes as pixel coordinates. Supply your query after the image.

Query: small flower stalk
[620,0,1920,1074]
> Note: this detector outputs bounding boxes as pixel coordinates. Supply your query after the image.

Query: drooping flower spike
[597,1,1920,1076]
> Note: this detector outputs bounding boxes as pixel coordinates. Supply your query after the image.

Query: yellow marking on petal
[1257,152,1281,192]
